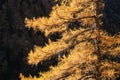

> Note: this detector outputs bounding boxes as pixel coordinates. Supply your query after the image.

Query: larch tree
[20,0,120,80]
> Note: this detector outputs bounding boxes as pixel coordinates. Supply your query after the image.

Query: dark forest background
[0,0,120,80]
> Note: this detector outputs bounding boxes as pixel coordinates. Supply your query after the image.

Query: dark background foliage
[0,0,120,80]
[102,0,120,34]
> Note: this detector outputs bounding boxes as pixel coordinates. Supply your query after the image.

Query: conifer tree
[20,0,120,80]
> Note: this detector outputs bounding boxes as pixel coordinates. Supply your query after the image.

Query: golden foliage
[20,0,120,80]
[25,0,96,36]
[27,41,69,65]
[100,61,120,79]
[20,42,98,80]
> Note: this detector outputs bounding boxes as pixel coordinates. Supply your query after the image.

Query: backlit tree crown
[20,0,120,80]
